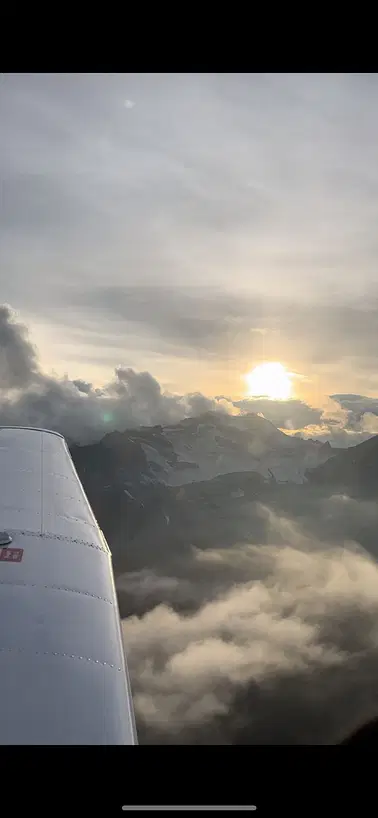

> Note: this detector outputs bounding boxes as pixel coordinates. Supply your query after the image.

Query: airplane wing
[0,426,137,744]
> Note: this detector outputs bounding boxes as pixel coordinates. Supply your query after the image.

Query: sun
[244,362,292,400]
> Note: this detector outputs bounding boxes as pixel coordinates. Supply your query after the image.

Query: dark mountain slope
[308,434,378,497]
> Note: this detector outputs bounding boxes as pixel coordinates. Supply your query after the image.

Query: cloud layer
[0,305,234,442]
[122,505,378,744]
[65,283,378,376]
[4,73,378,398]
[234,397,323,431]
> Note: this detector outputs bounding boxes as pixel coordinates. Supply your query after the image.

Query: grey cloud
[122,506,378,744]
[63,283,378,376]
[68,284,264,358]
[1,304,374,450]
[0,305,40,388]
[0,305,232,442]
[315,494,378,558]
[272,298,378,372]
[72,379,93,395]
[299,300,378,365]
[2,303,377,455]
[331,394,378,429]
[5,73,378,346]
[234,398,323,431]
[294,425,372,448]
[117,570,197,619]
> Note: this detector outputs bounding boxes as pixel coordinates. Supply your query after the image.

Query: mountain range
[71,409,334,491]
[69,413,336,564]
[69,408,378,624]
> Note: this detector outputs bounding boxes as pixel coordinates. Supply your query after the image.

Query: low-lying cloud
[122,506,378,744]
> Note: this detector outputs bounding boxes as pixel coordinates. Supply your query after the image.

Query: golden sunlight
[245,362,292,400]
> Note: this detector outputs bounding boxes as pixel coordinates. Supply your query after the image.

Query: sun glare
[245,362,292,400]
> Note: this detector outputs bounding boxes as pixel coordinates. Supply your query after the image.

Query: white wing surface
[0,426,137,744]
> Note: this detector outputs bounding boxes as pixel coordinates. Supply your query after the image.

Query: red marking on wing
[0,548,24,562]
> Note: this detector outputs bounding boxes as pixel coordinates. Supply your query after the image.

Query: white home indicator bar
[122,804,257,812]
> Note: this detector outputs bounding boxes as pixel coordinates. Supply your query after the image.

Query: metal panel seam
[0,580,113,603]
[3,529,108,552]
[0,647,122,669]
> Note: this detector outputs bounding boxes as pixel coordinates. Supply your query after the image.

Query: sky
[2,72,378,438]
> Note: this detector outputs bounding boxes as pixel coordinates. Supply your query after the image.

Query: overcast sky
[2,73,378,405]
